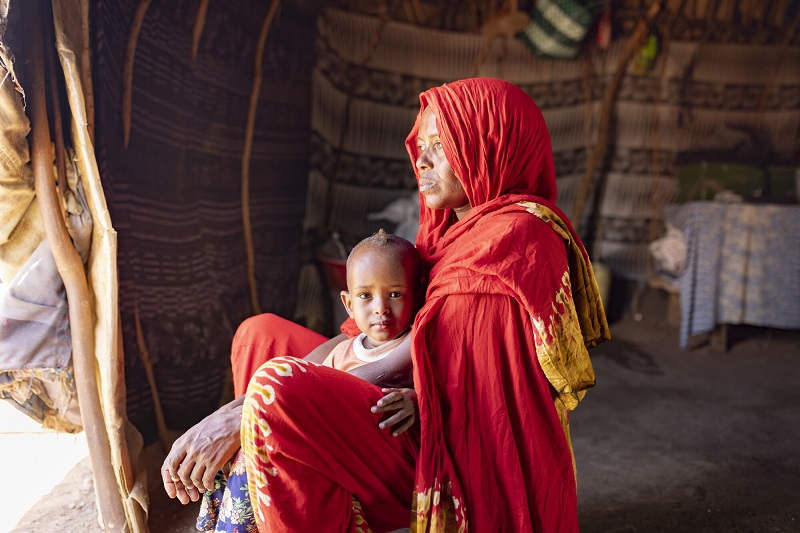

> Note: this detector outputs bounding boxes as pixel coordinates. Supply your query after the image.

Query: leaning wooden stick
[122,0,151,149]
[192,0,211,61]
[571,0,665,233]
[27,0,128,529]
[134,301,172,453]
[241,0,280,315]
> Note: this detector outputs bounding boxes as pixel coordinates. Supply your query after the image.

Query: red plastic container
[317,255,348,292]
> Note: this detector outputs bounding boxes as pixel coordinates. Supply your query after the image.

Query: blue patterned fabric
[671,202,800,348]
[196,451,256,532]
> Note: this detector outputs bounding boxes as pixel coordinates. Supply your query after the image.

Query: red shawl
[406,78,609,531]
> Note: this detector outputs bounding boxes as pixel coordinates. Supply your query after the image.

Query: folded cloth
[518,0,607,59]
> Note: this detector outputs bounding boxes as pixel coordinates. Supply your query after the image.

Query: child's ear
[340,290,354,317]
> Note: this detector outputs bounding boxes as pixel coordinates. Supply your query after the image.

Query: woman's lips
[418,179,435,192]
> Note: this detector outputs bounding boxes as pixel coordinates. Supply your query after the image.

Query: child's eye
[390,292,403,298]
[358,292,372,299]
[434,141,442,149]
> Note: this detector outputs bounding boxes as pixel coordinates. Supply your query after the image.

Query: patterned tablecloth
[666,202,800,348]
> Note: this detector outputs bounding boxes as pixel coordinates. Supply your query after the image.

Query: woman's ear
[340,290,354,317]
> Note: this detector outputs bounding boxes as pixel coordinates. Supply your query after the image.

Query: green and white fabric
[519,0,606,59]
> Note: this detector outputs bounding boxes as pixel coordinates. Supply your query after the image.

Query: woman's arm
[162,395,245,502]
[348,333,413,388]
[162,330,346,503]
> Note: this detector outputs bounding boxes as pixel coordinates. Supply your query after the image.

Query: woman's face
[415,107,471,220]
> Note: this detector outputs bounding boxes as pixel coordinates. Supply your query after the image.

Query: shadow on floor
[590,336,663,376]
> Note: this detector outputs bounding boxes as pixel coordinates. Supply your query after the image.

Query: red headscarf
[407,78,565,260]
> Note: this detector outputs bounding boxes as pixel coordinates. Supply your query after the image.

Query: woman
[407,78,608,530]
[239,77,609,532]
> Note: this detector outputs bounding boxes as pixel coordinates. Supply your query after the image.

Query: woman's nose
[416,150,432,171]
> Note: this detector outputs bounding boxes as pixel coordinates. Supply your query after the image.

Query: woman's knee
[232,313,284,346]
[230,313,285,368]
[246,356,318,411]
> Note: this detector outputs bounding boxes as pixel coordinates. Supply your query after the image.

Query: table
[665,202,800,349]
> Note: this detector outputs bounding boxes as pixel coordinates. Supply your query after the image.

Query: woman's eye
[434,141,442,149]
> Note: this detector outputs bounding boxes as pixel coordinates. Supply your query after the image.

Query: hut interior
[1,0,798,530]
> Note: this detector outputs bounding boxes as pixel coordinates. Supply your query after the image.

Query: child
[321,229,421,374]
[321,229,421,437]
[196,230,421,532]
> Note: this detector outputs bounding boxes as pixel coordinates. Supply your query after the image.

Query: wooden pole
[80,0,95,144]
[122,0,151,149]
[241,0,280,316]
[191,0,211,61]
[571,0,665,234]
[26,0,128,529]
[44,13,68,201]
[134,300,172,453]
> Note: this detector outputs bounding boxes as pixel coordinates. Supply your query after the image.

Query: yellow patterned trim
[352,497,374,533]
[517,201,598,410]
[410,480,466,533]
[241,357,312,524]
[529,270,592,409]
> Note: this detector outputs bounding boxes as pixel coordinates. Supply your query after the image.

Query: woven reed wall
[306,9,800,285]
[94,0,315,437]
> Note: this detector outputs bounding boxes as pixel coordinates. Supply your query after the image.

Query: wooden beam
[26,0,128,529]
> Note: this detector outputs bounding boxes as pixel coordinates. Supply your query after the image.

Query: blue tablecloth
[668,202,800,348]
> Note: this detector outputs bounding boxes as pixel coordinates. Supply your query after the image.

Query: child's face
[340,247,418,347]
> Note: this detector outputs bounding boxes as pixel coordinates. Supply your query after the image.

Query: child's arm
[303,333,348,364]
[371,387,417,436]
[347,333,413,388]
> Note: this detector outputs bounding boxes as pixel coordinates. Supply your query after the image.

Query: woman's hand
[371,387,417,436]
[161,396,244,504]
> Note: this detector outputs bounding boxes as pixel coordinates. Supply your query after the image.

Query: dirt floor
[10,292,800,532]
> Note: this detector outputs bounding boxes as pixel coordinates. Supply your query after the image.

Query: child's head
[340,229,423,347]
